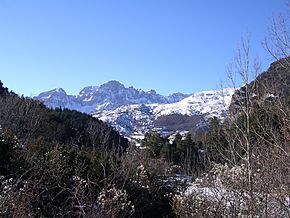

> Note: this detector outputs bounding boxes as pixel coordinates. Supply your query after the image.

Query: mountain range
[35,81,235,138]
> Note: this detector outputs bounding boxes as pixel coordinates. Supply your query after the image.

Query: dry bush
[93,185,135,218]
[173,163,289,218]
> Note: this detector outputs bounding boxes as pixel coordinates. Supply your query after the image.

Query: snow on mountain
[93,104,155,135]
[166,92,191,103]
[153,88,235,120]
[36,88,78,109]
[92,88,235,136]
[35,80,177,113]
[35,81,235,137]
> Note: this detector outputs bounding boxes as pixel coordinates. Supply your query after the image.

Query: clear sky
[0,0,288,96]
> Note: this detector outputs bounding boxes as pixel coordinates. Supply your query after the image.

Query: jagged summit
[99,80,125,90]
[93,88,235,135]
[35,81,235,136]
[38,87,67,96]
[78,86,99,95]
[35,81,186,113]
[167,92,190,103]
[36,87,74,109]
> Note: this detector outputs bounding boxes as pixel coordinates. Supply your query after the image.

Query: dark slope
[0,81,128,151]
[229,57,290,115]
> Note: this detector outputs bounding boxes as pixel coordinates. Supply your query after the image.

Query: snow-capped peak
[92,87,235,136]
[35,81,186,113]
[153,88,235,120]
[34,81,235,137]
[99,80,125,90]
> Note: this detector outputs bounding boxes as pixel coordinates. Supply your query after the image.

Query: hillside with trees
[0,5,289,218]
[171,15,290,216]
[0,49,288,216]
[0,86,128,151]
[140,54,290,217]
[0,82,179,217]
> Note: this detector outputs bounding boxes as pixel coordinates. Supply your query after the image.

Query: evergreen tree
[0,129,18,175]
[160,140,173,162]
[142,133,166,158]
[0,80,9,96]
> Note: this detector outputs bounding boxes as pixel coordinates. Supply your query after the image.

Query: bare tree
[174,16,290,216]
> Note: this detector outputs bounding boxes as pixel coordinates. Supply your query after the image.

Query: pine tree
[0,80,9,96]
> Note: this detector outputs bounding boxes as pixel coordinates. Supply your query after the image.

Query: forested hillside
[0,5,289,217]
[141,55,290,217]
[0,81,180,217]
[1,51,289,217]
[0,81,128,151]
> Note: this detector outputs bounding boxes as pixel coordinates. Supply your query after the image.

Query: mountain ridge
[92,88,235,136]
[35,81,235,137]
[229,57,290,117]
[35,80,191,113]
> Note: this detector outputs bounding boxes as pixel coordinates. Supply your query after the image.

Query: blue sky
[0,0,288,96]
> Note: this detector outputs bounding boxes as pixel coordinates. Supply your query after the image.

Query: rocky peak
[79,86,99,95]
[35,80,190,113]
[167,92,191,103]
[37,88,67,99]
[35,87,73,109]
[34,81,237,137]
[99,80,125,91]
[147,89,157,95]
